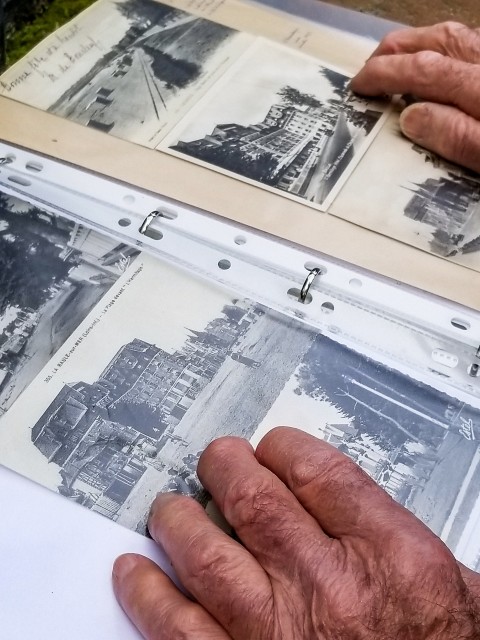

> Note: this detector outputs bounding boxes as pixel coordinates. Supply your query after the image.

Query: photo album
[0,0,480,610]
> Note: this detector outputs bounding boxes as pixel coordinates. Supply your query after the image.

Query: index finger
[255,427,426,540]
[370,22,480,64]
[351,51,480,120]
[197,437,336,578]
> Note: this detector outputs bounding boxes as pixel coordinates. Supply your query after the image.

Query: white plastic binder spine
[0,140,479,403]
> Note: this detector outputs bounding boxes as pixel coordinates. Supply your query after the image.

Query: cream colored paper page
[0,97,478,311]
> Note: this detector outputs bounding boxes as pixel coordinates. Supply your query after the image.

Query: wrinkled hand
[112,427,480,639]
[351,22,480,173]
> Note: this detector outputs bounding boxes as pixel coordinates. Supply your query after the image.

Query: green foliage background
[5,0,97,68]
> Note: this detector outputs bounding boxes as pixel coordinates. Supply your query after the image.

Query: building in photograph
[172,102,338,193]
[31,303,258,519]
[172,90,382,205]
[403,175,480,255]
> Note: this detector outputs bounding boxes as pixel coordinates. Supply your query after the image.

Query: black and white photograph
[162,39,387,211]
[330,116,480,270]
[0,0,252,147]
[0,255,479,571]
[0,189,139,414]
[402,147,480,258]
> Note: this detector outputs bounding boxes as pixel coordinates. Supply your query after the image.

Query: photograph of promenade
[0,0,250,147]
[0,189,138,414]
[164,39,386,210]
[45,0,247,146]
[1,257,479,570]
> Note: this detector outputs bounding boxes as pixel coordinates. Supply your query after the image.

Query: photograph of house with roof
[163,39,387,210]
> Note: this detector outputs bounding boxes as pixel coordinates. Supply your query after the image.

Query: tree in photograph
[461,234,480,255]
[345,108,382,134]
[115,0,180,26]
[319,67,349,98]
[277,85,323,109]
[0,197,72,313]
[141,47,201,89]
[294,334,453,450]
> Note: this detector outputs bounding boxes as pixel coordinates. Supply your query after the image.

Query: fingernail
[399,103,429,142]
[112,553,139,586]
[147,491,179,532]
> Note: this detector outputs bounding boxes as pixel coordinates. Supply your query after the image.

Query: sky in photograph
[251,367,350,447]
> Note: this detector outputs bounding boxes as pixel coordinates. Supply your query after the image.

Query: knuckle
[223,474,277,527]
[440,20,470,46]
[439,21,480,62]
[439,20,467,39]
[289,448,374,496]
[412,50,444,83]
[378,29,406,54]
[394,533,458,586]
[183,534,233,584]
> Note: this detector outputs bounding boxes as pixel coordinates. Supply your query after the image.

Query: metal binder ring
[139,210,161,235]
[0,157,13,165]
[299,267,322,303]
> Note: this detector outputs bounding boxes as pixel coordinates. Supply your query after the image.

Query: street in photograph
[47,0,246,146]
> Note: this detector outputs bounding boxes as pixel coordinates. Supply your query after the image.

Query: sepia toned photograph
[162,39,387,210]
[0,190,139,414]
[0,0,251,147]
[330,116,480,270]
[0,256,479,570]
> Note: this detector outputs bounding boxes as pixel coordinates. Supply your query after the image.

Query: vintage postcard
[161,39,388,211]
[331,114,480,271]
[0,0,252,147]
[0,188,139,414]
[0,253,479,571]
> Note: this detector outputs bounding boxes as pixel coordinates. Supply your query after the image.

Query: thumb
[399,102,480,173]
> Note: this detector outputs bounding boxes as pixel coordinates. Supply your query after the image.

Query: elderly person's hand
[112,427,480,639]
[351,22,480,173]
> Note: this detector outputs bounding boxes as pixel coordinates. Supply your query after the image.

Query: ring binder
[0,139,479,401]
[139,210,161,235]
[299,267,322,303]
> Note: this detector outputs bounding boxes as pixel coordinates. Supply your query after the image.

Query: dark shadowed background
[326,0,478,28]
